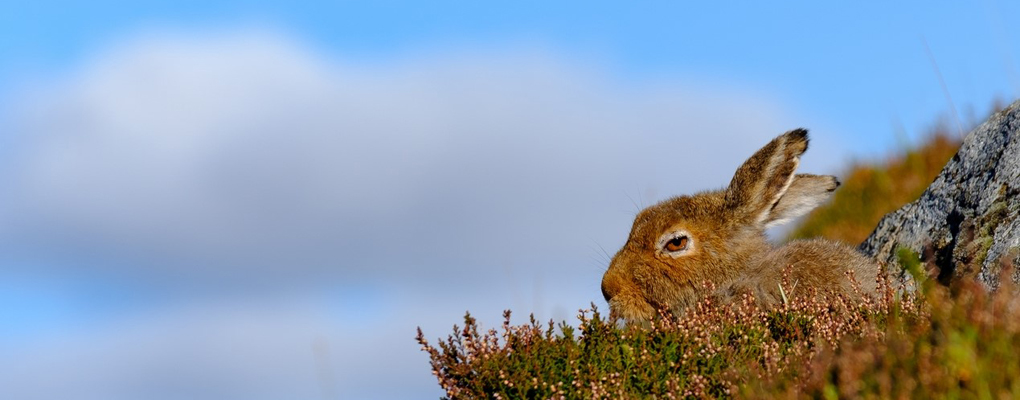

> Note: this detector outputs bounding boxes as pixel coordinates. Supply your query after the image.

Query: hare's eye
[664,236,689,252]
[657,230,693,257]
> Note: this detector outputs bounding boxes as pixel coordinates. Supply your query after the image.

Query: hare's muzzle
[601,273,621,304]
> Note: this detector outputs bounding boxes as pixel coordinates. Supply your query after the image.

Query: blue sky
[1,1,1018,399]
[4,1,1019,154]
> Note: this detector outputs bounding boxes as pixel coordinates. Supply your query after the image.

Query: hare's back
[717,238,879,307]
[778,239,878,294]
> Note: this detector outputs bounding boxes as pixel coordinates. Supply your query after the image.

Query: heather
[418,255,1020,399]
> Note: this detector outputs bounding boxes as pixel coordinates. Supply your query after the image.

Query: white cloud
[0,30,838,283]
[0,29,850,398]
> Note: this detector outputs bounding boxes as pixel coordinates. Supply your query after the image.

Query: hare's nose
[601,277,622,303]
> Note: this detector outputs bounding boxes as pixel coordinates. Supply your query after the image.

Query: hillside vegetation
[420,253,1020,398]
[418,111,1020,398]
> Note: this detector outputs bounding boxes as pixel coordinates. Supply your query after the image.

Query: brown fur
[601,129,880,322]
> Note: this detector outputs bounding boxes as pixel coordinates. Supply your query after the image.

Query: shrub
[418,274,885,398]
[419,262,1020,399]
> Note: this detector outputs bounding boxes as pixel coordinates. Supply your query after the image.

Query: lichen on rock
[860,100,1020,291]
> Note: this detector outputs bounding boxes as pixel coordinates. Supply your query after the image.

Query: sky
[0,1,1018,399]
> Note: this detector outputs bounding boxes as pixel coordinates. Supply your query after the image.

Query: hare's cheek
[631,268,672,306]
[631,267,657,294]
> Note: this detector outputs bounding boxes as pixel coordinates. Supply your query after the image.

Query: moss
[970,237,995,269]
[896,246,935,294]
[896,246,923,280]
[964,185,1013,272]
[980,192,1010,238]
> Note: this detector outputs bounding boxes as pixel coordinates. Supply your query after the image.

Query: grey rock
[859,100,1020,291]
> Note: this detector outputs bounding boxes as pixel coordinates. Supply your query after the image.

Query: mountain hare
[601,129,879,322]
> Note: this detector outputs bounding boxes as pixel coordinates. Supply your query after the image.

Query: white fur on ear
[764,174,839,227]
[756,157,799,224]
[725,128,810,224]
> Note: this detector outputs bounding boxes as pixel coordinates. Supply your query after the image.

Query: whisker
[625,192,641,212]
[596,242,614,266]
[586,238,613,267]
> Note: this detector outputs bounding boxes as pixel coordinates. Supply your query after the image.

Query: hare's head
[601,129,840,322]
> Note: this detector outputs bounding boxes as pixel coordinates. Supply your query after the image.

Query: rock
[860,100,1020,291]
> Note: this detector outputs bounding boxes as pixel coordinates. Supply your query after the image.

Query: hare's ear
[762,174,839,227]
[724,129,809,225]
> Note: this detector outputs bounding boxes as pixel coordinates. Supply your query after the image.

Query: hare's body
[716,239,878,308]
[601,129,880,322]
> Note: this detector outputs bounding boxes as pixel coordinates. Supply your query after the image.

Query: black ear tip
[783,128,810,153]
[789,128,809,140]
